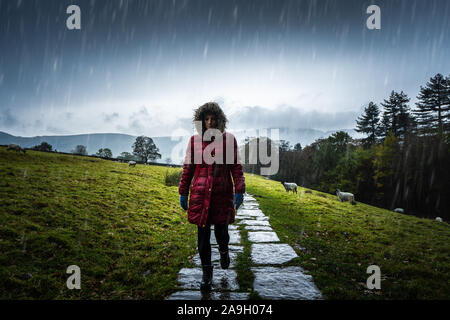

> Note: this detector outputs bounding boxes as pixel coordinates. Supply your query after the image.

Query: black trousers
[197,223,230,266]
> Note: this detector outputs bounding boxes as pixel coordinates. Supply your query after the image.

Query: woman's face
[204,114,217,130]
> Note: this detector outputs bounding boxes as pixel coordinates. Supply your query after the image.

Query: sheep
[393,208,404,214]
[435,217,443,222]
[336,189,356,205]
[281,181,298,194]
[7,144,26,153]
[128,161,136,167]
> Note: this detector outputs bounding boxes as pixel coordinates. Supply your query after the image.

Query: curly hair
[193,102,228,134]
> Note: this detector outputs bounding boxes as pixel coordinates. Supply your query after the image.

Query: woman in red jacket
[178,102,245,290]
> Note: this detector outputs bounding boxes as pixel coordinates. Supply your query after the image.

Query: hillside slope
[1,147,449,300]
[0,147,197,299]
[246,174,450,299]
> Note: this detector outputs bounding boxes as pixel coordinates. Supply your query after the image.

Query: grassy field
[0,147,198,299]
[245,174,450,299]
[1,147,449,299]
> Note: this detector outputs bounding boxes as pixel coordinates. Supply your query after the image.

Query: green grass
[0,147,197,299]
[1,147,449,300]
[245,174,450,300]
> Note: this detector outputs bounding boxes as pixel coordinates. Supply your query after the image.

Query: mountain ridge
[0,128,363,164]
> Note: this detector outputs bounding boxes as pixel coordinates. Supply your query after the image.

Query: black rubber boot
[200,265,213,290]
[220,250,230,269]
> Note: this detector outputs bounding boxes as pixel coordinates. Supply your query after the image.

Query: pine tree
[446,75,450,134]
[414,73,450,138]
[395,91,415,140]
[380,91,399,138]
[355,101,381,147]
[380,90,414,141]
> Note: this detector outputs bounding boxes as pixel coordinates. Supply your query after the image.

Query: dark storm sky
[0,0,449,137]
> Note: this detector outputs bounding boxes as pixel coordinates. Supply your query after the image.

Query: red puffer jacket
[178,132,245,227]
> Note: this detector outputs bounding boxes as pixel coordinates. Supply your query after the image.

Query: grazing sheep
[281,181,298,194]
[393,208,404,214]
[128,161,136,167]
[7,144,26,153]
[336,189,356,205]
[435,217,443,222]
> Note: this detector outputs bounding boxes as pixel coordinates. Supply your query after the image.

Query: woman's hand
[180,195,188,210]
[234,193,243,210]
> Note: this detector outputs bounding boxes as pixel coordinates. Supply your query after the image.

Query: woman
[178,102,245,290]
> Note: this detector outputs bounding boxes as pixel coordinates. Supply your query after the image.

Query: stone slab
[238,220,271,226]
[243,195,257,201]
[252,267,322,300]
[167,290,250,300]
[237,209,265,217]
[177,268,239,291]
[248,232,280,243]
[240,203,259,210]
[244,226,273,231]
[251,243,298,265]
[235,214,255,220]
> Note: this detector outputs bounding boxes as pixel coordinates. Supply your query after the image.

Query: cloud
[45,125,71,135]
[0,108,20,128]
[102,112,120,123]
[227,105,359,131]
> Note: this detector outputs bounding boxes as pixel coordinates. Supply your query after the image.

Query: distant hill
[0,131,183,163]
[0,128,364,164]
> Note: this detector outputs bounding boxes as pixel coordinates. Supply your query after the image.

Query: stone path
[167,193,322,300]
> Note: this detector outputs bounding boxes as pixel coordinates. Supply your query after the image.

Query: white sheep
[435,217,443,222]
[128,161,136,167]
[282,182,298,194]
[393,208,404,214]
[7,144,26,153]
[336,189,356,205]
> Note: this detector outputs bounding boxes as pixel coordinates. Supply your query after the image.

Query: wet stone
[252,267,322,300]
[211,229,241,245]
[192,245,243,268]
[248,232,280,243]
[237,209,265,217]
[238,220,271,226]
[251,244,298,265]
[167,290,250,300]
[240,203,259,210]
[244,226,273,231]
[243,195,257,201]
[235,214,255,220]
[177,268,239,291]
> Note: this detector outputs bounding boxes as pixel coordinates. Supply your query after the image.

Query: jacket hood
[193,102,228,135]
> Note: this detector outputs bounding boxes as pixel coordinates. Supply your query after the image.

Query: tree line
[31,135,161,164]
[243,73,450,220]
